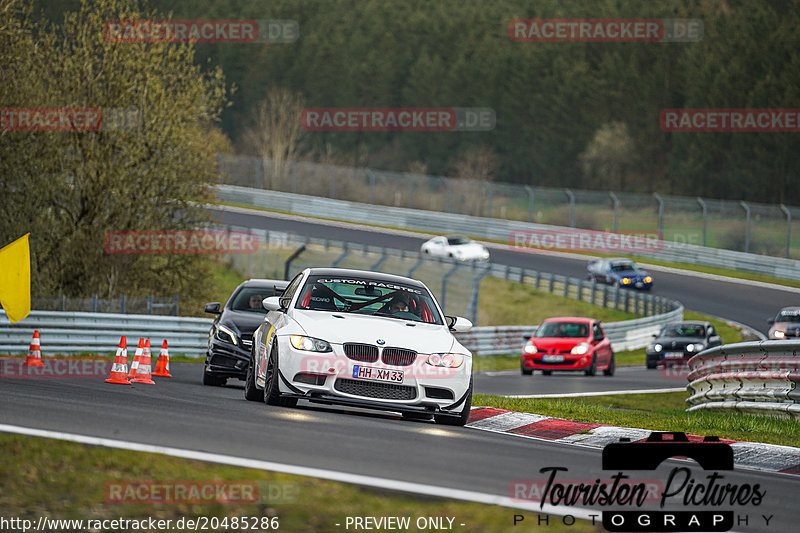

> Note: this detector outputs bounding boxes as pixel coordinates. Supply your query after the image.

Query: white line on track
[503,387,685,399]
[0,423,598,520]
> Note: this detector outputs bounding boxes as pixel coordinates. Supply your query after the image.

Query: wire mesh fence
[218,154,800,259]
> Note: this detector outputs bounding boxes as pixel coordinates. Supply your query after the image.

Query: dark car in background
[645,321,722,368]
[767,307,800,339]
[587,258,653,290]
[203,278,288,386]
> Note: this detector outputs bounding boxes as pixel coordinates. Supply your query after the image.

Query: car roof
[664,321,710,327]
[238,278,289,289]
[305,267,427,289]
[778,306,800,312]
[542,316,595,324]
[609,258,635,264]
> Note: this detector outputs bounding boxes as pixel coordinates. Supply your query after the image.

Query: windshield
[776,311,800,323]
[447,236,470,245]
[610,261,636,272]
[535,321,589,338]
[230,286,278,313]
[662,325,705,337]
[294,275,443,324]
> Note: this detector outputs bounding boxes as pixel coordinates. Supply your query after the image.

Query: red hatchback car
[521,317,615,376]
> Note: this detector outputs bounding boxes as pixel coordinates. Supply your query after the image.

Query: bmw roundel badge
[376,339,386,345]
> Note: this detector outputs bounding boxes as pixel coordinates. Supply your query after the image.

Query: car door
[255,273,303,377]
[593,323,611,363]
[706,325,722,348]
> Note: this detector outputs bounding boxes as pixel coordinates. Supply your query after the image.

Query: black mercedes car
[202,278,288,386]
[645,321,722,368]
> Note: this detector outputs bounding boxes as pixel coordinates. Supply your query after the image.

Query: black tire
[603,354,615,376]
[434,376,472,426]
[541,370,552,376]
[202,366,227,386]
[521,363,533,376]
[244,348,261,401]
[584,356,597,376]
[402,412,433,421]
[263,345,297,407]
[646,359,658,369]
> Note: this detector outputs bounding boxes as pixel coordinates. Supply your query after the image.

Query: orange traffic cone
[128,337,144,378]
[131,338,155,385]
[105,336,131,385]
[152,339,172,378]
[23,330,44,367]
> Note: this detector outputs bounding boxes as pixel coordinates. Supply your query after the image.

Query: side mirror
[263,296,283,312]
[204,302,221,314]
[652,333,658,338]
[445,315,472,332]
[767,318,775,324]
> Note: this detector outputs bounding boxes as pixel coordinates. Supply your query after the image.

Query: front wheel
[434,376,472,426]
[521,362,533,376]
[263,345,297,407]
[202,366,227,386]
[244,349,261,401]
[603,354,615,376]
[584,356,597,376]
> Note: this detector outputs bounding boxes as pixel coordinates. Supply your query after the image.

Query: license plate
[664,352,684,359]
[352,365,404,383]
[542,355,564,363]
[635,281,643,288]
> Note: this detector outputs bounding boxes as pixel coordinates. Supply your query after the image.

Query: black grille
[343,343,379,363]
[424,386,454,400]
[381,347,417,366]
[334,378,417,400]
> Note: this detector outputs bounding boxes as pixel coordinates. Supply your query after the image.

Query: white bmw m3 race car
[245,267,474,425]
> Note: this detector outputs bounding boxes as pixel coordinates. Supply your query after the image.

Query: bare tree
[579,122,636,191]
[448,145,497,216]
[243,86,306,190]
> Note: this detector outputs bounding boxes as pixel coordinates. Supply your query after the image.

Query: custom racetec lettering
[315,278,423,294]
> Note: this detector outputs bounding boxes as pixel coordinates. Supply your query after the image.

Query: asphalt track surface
[207,206,800,337]
[0,363,797,532]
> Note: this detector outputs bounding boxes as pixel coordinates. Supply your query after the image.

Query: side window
[593,324,604,341]
[279,273,304,308]
[707,326,715,336]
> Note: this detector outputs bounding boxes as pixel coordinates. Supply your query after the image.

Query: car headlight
[216,324,238,345]
[571,343,589,355]
[685,343,705,353]
[289,335,332,352]
[773,330,785,339]
[621,277,631,285]
[427,353,465,368]
[523,341,537,354]
[653,343,662,352]
[644,276,652,283]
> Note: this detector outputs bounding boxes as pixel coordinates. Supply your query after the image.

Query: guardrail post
[534,270,541,289]
[590,280,596,305]
[740,201,751,253]
[563,277,569,297]
[524,186,535,223]
[60,294,66,311]
[624,291,630,314]
[370,248,389,270]
[601,285,608,308]
[407,256,425,277]
[367,169,376,204]
[565,189,576,227]
[332,243,350,267]
[576,279,583,301]
[781,204,792,258]
[284,244,307,280]
[697,197,707,247]
[120,294,126,314]
[609,192,620,233]
[173,294,179,316]
[91,294,98,313]
[440,262,461,312]
[146,294,153,315]
[290,161,297,194]
[548,273,555,293]
[653,193,664,239]
[504,264,511,280]
[613,288,620,310]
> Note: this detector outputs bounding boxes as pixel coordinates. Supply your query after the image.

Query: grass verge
[472,391,800,447]
[0,433,599,533]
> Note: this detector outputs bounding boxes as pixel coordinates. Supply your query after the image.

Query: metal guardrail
[0,310,212,357]
[216,185,800,282]
[686,340,800,419]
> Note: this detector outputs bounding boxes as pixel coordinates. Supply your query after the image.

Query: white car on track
[245,267,475,425]
[420,235,490,262]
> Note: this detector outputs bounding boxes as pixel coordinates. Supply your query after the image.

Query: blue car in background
[587,258,653,290]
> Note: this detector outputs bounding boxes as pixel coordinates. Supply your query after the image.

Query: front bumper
[205,337,251,379]
[619,278,653,290]
[521,352,593,371]
[274,338,472,412]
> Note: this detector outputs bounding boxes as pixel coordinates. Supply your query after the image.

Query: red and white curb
[467,407,800,475]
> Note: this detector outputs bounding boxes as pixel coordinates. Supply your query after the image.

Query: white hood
[291,310,458,354]
[453,242,488,258]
